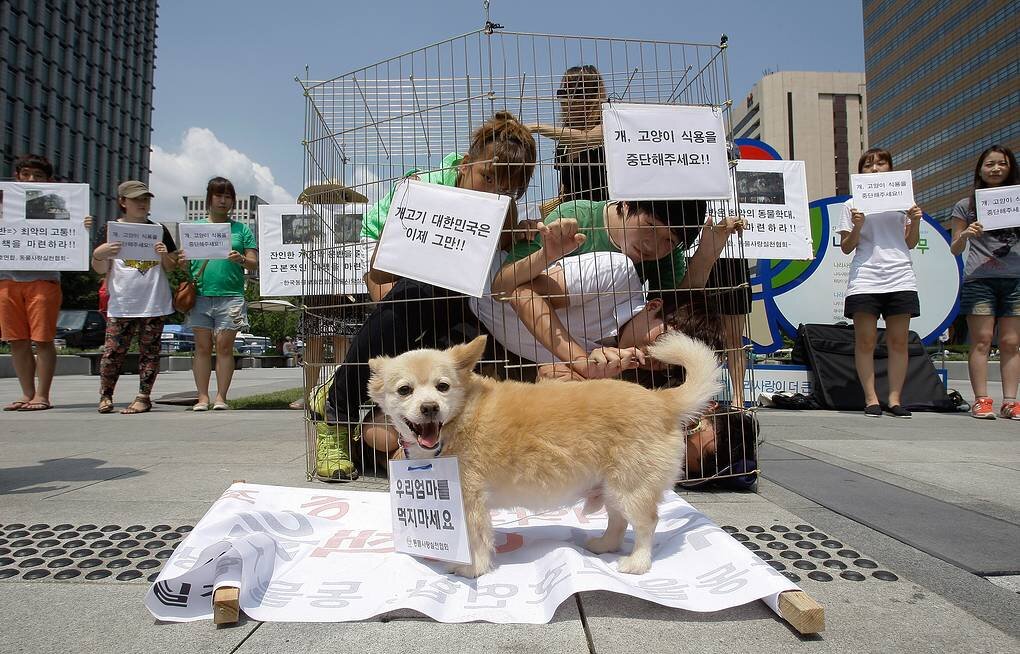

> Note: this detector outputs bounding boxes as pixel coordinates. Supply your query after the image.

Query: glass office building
[0,0,158,220]
[863,0,1019,221]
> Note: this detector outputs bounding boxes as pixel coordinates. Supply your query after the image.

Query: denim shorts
[959,278,1020,317]
[187,295,249,333]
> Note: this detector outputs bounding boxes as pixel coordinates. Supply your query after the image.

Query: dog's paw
[616,553,652,575]
[584,535,622,555]
[448,562,490,579]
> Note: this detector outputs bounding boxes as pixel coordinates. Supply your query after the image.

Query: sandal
[120,395,152,415]
[3,400,27,411]
[98,396,115,414]
[18,401,52,411]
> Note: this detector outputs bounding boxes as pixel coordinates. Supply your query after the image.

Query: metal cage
[296,24,756,487]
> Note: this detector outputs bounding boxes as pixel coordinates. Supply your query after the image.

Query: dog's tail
[647,331,723,421]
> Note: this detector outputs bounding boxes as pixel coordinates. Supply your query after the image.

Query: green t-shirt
[505,200,687,291]
[189,220,258,297]
[359,152,462,241]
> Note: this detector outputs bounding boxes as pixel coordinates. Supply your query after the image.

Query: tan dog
[367,331,721,578]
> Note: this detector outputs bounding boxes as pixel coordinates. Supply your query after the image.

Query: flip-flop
[18,401,52,411]
[191,402,210,412]
[3,400,27,411]
[212,402,230,411]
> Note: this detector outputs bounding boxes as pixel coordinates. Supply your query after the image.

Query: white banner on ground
[258,203,372,296]
[705,160,813,260]
[178,222,231,259]
[850,170,915,214]
[107,220,163,261]
[374,180,509,297]
[145,484,797,624]
[0,182,90,270]
[975,184,1020,231]
[602,103,730,200]
[390,457,471,564]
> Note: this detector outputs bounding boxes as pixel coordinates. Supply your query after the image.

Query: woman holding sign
[90,181,178,414]
[950,145,1020,420]
[838,147,923,418]
[179,177,258,411]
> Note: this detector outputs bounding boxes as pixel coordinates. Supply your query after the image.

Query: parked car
[55,310,106,349]
[234,333,271,356]
[161,324,195,353]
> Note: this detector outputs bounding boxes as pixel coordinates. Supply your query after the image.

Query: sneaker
[315,423,358,481]
[887,405,912,419]
[971,396,996,420]
[999,401,1020,420]
[864,404,882,417]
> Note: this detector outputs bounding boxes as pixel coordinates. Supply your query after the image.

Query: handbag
[173,260,209,314]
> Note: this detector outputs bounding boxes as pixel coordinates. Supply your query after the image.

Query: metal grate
[0,522,190,584]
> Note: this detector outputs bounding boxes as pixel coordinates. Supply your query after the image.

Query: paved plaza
[1,368,1018,653]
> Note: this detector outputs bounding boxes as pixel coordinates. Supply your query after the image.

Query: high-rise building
[863,0,1019,221]
[0,0,158,221]
[730,71,868,200]
[182,194,267,233]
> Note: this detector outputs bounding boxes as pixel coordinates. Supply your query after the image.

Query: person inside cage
[489,199,743,373]
[311,111,538,482]
[528,64,608,209]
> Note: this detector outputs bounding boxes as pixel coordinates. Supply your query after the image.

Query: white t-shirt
[836,201,917,296]
[106,258,174,318]
[470,251,646,364]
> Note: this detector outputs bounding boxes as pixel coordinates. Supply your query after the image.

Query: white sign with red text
[0,182,90,270]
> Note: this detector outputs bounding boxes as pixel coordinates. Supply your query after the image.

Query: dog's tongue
[417,422,441,449]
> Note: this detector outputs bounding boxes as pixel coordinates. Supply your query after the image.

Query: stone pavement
[1,368,1018,653]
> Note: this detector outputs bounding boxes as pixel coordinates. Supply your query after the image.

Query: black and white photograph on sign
[736,170,786,205]
[0,190,4,220]
[25,189,72,220]
[281,213,316,245]
[333,212,364,243]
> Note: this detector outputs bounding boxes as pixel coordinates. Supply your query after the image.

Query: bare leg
[31,341,56,405]
[9,340,36,403]
[883,314,911,407]
[967,315,995,399]
[997,317,1020,400]
[302,335,327,401]
[721,314,747,407]
[192,328,213,406]
[214,329,238,404]
[852,312,880,407]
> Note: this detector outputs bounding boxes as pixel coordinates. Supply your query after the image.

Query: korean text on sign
[976,184,1020,231]
[601,103,731,201]
[389,457,471,564]
[178,222,231,259]
[850,170,915,214]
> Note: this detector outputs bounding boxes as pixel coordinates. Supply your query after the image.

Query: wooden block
[213,586,240,625]
[778,590,825,634]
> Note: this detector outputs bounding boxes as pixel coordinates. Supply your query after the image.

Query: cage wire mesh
[297,25,757,487]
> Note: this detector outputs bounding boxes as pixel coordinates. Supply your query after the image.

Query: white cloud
[148,127,295,220]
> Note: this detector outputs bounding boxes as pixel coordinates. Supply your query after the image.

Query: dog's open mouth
[404,419,443,451]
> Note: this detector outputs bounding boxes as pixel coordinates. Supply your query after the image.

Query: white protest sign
[602,103,730,201]
[258,203,371,296]
[178,222,231,259]
[145,484,797,624]
[373,179,509,297]
[850,170,915,214]
[975,184,1020,231]
[0,182,90,270]
[705,160,813,260]
[389,456,471,565]
[107,220,163,261]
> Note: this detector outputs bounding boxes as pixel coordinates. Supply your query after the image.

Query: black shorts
[844,290,920,319]
[705,258,752,316]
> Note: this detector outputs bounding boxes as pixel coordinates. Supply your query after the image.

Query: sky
[148,0,864,220]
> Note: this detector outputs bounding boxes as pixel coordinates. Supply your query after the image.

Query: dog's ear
[449,335,487,372]
[368,356,389,378]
